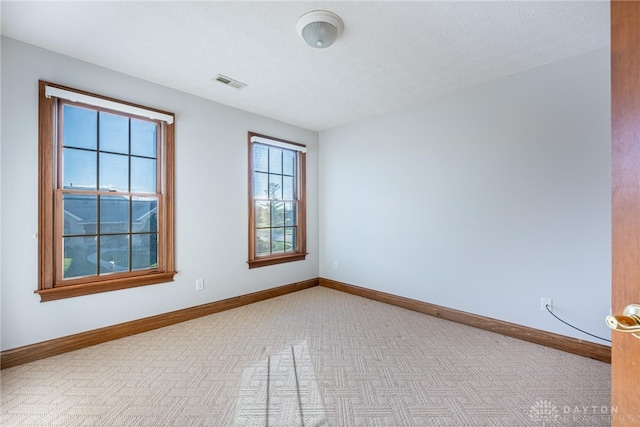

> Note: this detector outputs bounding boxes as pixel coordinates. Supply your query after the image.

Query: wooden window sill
[247,253,307,269]
[35,271,177,302]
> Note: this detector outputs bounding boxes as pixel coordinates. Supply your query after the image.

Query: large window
[37,81,176,301]
[248,132,307,268]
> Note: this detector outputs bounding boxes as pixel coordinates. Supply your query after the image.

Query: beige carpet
[1,286,610,426]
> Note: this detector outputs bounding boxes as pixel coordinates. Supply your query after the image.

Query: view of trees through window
[253,143,298,256]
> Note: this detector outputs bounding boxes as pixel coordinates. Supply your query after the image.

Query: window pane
[63,236,98,278]
[99,153,129,192]
[284,202,297,226]
[40,83,176,296]
[248,134,305,266]
[256,229,271,256]
[131,119,157,158]
[63,105,97,150]
[271,202,284,227]
[256,201,270,228]
[283,150,295,176]
[132,197,158,233]
[63,194,97,235]
[63,148,97,190]
[99,112,129,154]
[254,172,268,200]
[131,157,156,193]
[283,176,294,200]
[269,175,282,200]
[271,228,285,254]
[99,235,130,273]
[253,144,268,173]
[285,227,297,252]
[100,196,130,234]
[269,147,283,174]
[132,233,157,270]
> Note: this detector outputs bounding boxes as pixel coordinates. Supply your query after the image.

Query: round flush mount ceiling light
[296,10,344,49]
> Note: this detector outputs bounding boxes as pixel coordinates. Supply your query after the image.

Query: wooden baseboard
[2,276,611,369]
[320,278,611,363]
[1,278,319,369]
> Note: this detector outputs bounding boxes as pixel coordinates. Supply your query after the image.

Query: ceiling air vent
[214,74,247,90]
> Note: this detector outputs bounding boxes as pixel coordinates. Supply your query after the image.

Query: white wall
[319,48,612,345]
[0,36,612,351]
[0,37,319,351]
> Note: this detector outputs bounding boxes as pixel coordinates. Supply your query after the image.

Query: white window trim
[250,135,307,153]
[44,85,174,124]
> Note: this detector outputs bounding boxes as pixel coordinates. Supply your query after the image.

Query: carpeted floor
[0,286,611,426]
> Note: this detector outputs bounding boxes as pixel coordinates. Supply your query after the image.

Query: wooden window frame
[37,81,176,302]
[247,132,307,268]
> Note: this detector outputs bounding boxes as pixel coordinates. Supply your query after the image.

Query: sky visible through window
[62,104,157,192]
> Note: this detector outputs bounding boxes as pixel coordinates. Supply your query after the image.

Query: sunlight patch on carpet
[234,340,328,427]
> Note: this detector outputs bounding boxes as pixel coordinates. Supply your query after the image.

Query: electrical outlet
[332,261,338,270]
[196,278,204,291]
[541,297,552,312]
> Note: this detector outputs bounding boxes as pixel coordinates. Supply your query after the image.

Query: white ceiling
[1,1,609,132]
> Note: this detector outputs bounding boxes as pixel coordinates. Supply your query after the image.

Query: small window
[248,132,307,268]
[37,81,176,301]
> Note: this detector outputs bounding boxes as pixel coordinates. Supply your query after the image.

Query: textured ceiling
[1,1,609,131]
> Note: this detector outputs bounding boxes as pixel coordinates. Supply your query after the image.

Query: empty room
[1,1,639,426]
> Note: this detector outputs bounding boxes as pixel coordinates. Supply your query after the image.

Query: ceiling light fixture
[296,10,344,49]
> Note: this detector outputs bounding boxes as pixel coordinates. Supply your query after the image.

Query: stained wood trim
[35,271,178,302]
[320,278,611,363]
[246,131,308,268]
[2,278,319,369]
[37,80,177,301]
[247,253,308,269]
[4,276,610,369]
[38,81,56,290]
